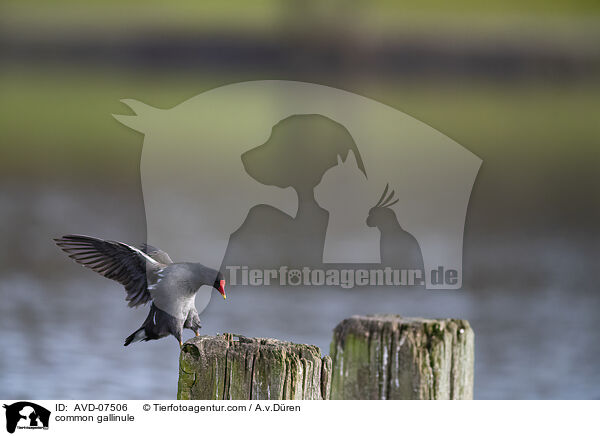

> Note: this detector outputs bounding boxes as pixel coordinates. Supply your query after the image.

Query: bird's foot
[179,340,183,347]
[195,331,200,337]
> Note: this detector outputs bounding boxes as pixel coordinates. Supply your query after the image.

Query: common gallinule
[54,235,226,347]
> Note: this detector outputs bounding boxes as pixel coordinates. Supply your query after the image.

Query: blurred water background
[1,0,599,399]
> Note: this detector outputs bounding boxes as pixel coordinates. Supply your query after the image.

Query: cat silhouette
[315,150,380,263]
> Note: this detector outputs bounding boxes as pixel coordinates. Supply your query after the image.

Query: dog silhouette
[225,114,366,269]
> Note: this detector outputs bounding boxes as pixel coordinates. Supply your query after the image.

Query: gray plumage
[140,242,173,265]
[54,234,226,346]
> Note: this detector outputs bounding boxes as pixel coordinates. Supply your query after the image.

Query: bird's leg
[175,331,184,348]
[192,313,202,337]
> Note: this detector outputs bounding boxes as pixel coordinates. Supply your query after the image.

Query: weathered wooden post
[178,333,332,400]
[178,316,474,400]
[329,315,474,399]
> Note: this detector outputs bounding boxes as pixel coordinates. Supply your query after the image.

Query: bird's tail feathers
[124,328,147,346]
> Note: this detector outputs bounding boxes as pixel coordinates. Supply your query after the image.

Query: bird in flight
[54,234,226,347]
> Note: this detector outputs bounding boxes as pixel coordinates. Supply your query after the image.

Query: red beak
[218,279,226,299]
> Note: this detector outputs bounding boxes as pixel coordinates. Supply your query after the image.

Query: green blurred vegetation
[3,0,600,40]
[7,0,600,18]
[1,0,598,234]
[1,66,598,180]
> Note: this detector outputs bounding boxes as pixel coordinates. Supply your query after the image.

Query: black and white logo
[3,402,50,434]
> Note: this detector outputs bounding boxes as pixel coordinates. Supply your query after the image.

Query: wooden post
[329,315,474,399]
[178,316,474,400]
[178,333,332,400]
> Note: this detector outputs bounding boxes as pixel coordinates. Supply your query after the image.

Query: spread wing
[140,243,174,265]
[54,234,164,308]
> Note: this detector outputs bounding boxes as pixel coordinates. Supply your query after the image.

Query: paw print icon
[287,270,302,286]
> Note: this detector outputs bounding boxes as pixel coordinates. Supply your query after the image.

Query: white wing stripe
[121,242,160,266]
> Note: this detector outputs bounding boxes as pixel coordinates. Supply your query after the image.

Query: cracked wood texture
[178,333,332,400]
[330,315,474,399]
